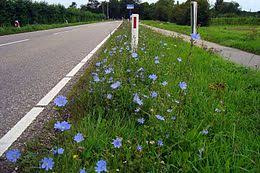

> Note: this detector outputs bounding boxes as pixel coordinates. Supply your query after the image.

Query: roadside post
[131,14,139,52]
[191,1,198,34]
[14,20,20,28]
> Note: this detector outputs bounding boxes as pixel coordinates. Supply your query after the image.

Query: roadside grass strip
[143,20,260,55]
[0,21,103,36]
[7,22,260,172]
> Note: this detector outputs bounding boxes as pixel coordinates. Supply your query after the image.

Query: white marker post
[191,1,198,34]
[131,14,139,52]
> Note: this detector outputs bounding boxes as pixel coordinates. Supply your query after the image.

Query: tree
[155,0,174,22]
[214,0,241,17]
[173,0,210,26]
[69,2,77,8]
[86,0,101,13]
[139,2,155,20]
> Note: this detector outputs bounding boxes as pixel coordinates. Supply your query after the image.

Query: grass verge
[143,20,260,55]
[0,21,105,36]
[15,22,260,172]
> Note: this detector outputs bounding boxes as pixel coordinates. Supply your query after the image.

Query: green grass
[0,21,104,36]
[210,17,260,26]
[18,22,260,172]
[143,20,260,55]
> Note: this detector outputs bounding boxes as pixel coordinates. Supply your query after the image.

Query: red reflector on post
[133,17,137,29]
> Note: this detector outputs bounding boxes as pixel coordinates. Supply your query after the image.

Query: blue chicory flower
[191,33,201,40]
[54,121,71,132]
[201,129,209,135]
[154,59,160,64]
[107,94,112,99]
[93,75,100,82]
[6,149,21,163]
[110,81,121,89]
[179,82,187,90]
[112,137,122,148]
[131,52,138,59]
[40,157,54,171]
[79,168,86,173]
[177,57,182,62]
[135,107,140,112]
[137,145,142,151]
[162,81,168,86]
[156,115,165,121]
[53,147,64,155]
[102,58,107,63]
[137,118,145,124]
[74,133,84,143]
[157,140,164,146]
[96,62,101,67]
[151,91,158,98]
[133,93,143,106]
[54,95,68,107]
[95,160,107,173]
[104,68,113,74]
[108,77,113,83]
[57,148,64,154]
[148,74,157,81]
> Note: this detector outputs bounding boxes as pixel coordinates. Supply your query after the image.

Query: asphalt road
[0,21,121,139]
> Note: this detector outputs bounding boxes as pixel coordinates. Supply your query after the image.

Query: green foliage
[138,2,155,20]
[155,0,174,22]
[173,0,210,26]
[0,0,104,27]
[143,20,260,55]
[213,0,241,17]
[210,17,260,26]
[19,22,259,172]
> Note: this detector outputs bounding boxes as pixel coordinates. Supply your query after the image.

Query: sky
[34,0,260,12]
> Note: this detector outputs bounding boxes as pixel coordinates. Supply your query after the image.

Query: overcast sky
[34,0,260,12]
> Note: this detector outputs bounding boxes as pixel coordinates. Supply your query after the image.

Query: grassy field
[143,20,260,55]
[0,21,104,36]
[210,17,260,26]
[14,22,260,172]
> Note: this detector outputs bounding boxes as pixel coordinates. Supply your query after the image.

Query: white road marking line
[37,77,71,106]
[0,107,44,157]
[81,53,94,63]
[0,39,29,47]
[0,21,122,157]
[53,29,74,35]
[66,62,85,77]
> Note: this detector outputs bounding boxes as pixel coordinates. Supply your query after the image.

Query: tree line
[87,0,259,26]
[0,0,259,27]
[0,0,105,27]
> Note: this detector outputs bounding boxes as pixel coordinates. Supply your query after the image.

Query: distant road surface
[0,21,121,139]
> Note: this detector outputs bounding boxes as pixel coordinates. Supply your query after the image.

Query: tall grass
[15,22,260,172]
[210,17,260,26]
